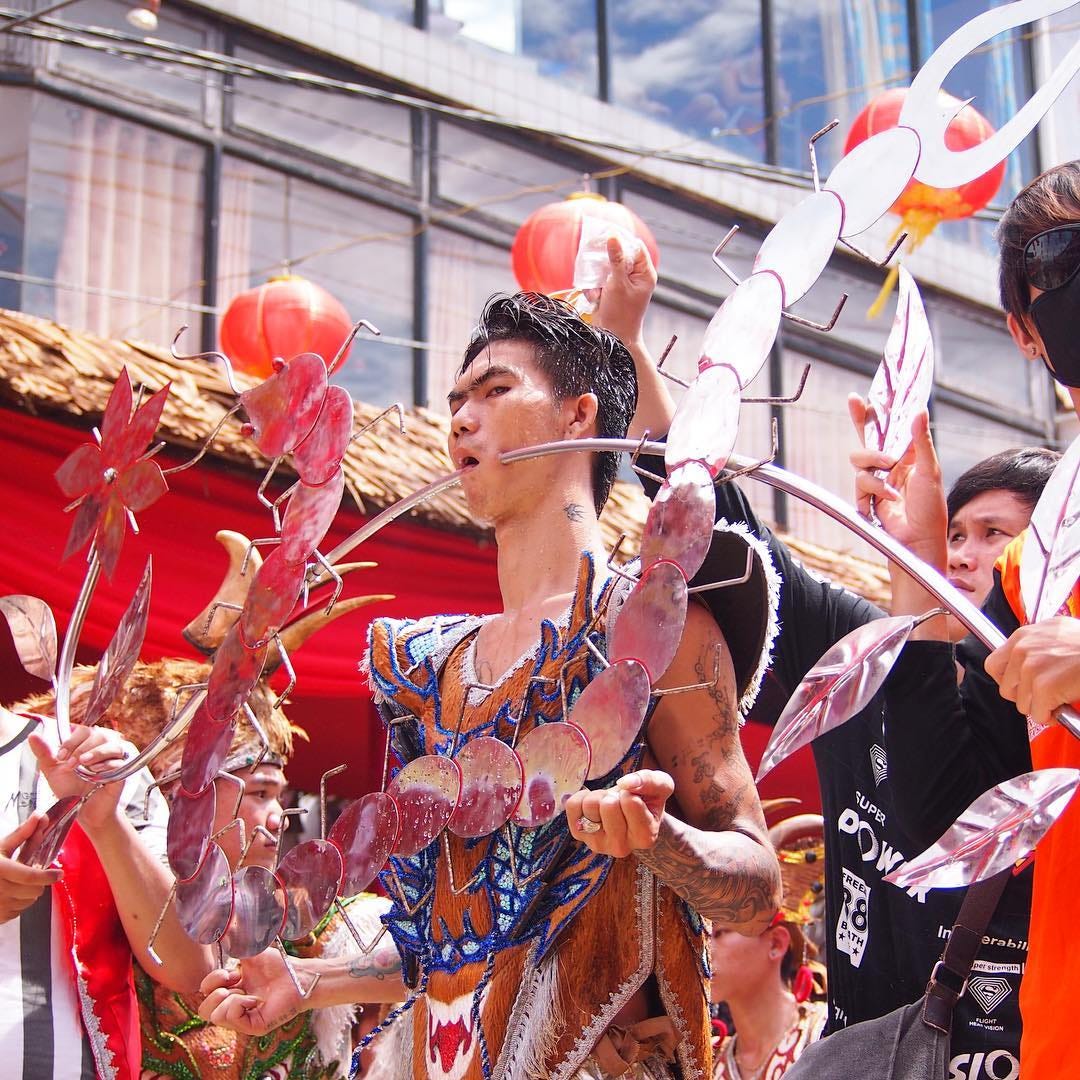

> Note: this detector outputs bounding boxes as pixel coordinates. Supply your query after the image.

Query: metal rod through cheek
[498,437,1080,739]
[313,468,466,577]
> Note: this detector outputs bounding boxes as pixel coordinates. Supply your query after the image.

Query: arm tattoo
[637,819,779,926]
[347,954,402,980]
[684,653,748,833]
[563,503,586,522]
[639,649,779,925]
[694,653,739,740]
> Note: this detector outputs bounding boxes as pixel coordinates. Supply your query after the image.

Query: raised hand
[849,395,948,569]
[0,814,63,922]
[565,769,674,858]
[28,724,128,829]
[593,234,658,352]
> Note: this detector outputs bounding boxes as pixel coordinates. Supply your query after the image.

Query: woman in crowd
[711,815,827,1080]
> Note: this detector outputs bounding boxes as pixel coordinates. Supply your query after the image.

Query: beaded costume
[366,543,777,1080]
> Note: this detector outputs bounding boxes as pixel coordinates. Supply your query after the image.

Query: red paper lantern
[845,88,1005,315]
[845,88,1005,226]
[511,192,660,294]
[220,274,354,380]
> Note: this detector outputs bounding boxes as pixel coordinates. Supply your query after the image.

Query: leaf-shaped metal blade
[16,795,82,867]
[863,266,934,462]
[0,596,57,682]
[83,560,152,728]
[885,768,1080,890]
[756,615,917,781]
[1020,429,1080,624]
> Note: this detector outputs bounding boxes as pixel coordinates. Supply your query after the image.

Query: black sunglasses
[1024,224,1080,295]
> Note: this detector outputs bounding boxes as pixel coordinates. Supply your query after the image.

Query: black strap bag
[783,869,1010,1079]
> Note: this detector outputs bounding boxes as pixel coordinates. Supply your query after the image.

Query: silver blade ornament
[83,559,153,728]
[1017,430,1080,739]
[756,613,942,782]
[1020,429,1080,626]
[884,768,1080,889]
[0,595,57,685]
[863,266,934,464]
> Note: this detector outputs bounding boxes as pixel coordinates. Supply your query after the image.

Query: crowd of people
[1,152,1078,1080]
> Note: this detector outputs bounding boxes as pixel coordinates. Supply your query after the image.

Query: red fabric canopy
[0,405,819,812]
[0,406,501,795]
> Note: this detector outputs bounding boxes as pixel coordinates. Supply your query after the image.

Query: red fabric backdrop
[0,406,502,796]
[0,405,819,811]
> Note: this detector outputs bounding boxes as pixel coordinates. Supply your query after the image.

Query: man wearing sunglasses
[852,159,1080,1080]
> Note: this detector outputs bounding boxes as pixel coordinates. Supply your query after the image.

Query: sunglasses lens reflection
[1026,226,1080,292]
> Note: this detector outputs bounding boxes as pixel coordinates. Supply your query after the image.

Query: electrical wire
[0,8,871,185]
[2,4,1072,338]
[6,4,1075,177]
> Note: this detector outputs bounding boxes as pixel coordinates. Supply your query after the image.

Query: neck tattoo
[563,502,585,522]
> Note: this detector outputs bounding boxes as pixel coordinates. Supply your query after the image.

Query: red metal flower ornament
[54,368,170,578]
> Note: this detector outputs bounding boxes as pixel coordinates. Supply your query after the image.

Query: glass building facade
[0,0,1073,551]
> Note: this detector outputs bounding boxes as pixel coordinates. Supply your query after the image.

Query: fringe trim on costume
[549,863,657,1080]
[494,946,565,1080]
[715,517,782,718]
[359,1006,413,1080]
[653,889,704,1080]
[352,976,427,1078]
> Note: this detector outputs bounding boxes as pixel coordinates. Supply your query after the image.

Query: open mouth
[459,455,480,470]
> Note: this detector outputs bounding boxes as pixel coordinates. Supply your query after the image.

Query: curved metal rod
[171,326,241,395]
[313,468,466,577]
[54,548,101,742]
[499,437,1080,738]
[73,687,204,783]
[329,319,380,377]
[161,403,243,477]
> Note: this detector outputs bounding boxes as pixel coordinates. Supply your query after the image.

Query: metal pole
[1,0,84,33]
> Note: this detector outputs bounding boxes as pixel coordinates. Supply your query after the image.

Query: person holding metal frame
[0,685,214,1080]
[594,231,1054,1079]
[849,160,1080,1079]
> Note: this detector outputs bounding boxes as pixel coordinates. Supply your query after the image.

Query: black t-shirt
[883,582,1031,849]
[639,459,1029,1077]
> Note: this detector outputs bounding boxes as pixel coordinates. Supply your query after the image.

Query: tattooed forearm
[347,953,402,980]
[637,815,780,931]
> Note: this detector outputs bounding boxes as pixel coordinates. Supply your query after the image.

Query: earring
[1030,346,1040,358]
[792,937,815,1003]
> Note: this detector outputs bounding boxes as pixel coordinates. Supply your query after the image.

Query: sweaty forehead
[458,338,540,379]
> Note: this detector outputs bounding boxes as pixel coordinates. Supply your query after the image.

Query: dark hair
[459,292,638,515]
[946,446,1061,523]
[997,161,1080,319]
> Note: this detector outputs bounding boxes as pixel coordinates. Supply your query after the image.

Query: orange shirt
[997,531,1080,1079]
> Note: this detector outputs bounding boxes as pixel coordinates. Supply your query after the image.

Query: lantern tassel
[867,212,941,319]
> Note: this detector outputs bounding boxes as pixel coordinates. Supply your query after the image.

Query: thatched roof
[0,308,890,605]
